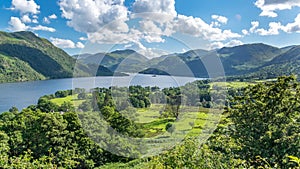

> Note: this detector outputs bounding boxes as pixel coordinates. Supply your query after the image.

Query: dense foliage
[0,76,299,168]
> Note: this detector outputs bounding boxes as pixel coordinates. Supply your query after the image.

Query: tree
[59,101,75,112]
[78,100,92,112]
[78,92,87,100]
[9,106,19,113]
[226,75,300,167]
[37,98,59,113]
[165,123,175,135]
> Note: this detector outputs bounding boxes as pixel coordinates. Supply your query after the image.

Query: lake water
[0,74,201,113]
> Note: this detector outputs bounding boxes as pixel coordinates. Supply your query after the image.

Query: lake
[0,74,201,113]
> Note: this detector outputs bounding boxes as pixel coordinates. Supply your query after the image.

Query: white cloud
[58,0,242,52]
[211,15,228,24]
[59,0,129,33]
[76,42,85,48]
[79,37,87,41]
[248,14,300,36]
[50,37,84,49]
[21,14,31,23]
[9,17,28,31]
[283,13,300,33]
[8,16,55,32]
[209,39,243,49]
[242,29,249,35]
[43,17,50,24]
[11,0,40,14]
[43,14,58,24]
[87,28,142,44]
[174,15,241,42]
[49,14,57,19]
[132,0,177,23]
[139,20,165,43]
[30,25,56,32]
[32,19,38,23]
[255,22,282,35]
[255,0,300,17]
[250,21,259,33]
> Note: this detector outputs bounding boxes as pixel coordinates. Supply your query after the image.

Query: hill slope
[0,31,118,83]
[78,49,149,72]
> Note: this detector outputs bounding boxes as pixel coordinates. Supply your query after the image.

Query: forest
[0,76,299,168]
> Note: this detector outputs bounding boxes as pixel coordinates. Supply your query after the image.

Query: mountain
[78,49,149,73]
[139,43,300,79]
[242,45,300,79]
[0,31,118,83]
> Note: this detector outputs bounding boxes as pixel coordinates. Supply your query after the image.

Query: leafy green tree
[59,101,75,112]
[165,123,175,135]
[78,100,92,112]
[226,75,300,167]
[78,92,87,100]
[37,98,59,113]
[9,106,19,113]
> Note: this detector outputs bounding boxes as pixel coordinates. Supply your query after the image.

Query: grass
[210,81,254,89]
[50,94,84,107]
[49,94,221,157]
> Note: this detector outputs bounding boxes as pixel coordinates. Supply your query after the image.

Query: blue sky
[1,0,300,57]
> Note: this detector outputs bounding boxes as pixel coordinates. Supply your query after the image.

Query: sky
[1,0,300,57]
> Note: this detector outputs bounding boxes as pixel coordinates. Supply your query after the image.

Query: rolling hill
[0,31,117,83]
[77,49,149,73]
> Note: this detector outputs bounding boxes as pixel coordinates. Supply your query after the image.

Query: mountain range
[0,31,299,83]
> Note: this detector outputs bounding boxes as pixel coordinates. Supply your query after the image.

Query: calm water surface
[0,74,201,113]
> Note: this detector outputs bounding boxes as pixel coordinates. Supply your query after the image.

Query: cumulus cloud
[49,14,57,19]
[50,37,76,48]
[8,17,28,31]
[58,0,242,51]
[248,14,300,36]
[174,15,241,41]
[43,14,58,24]
[250,21,259,33]
[79,37,87,41]
[139,20,165,43]
[21,14,31,23]
[8,17,55,32]
[255,22,282,35]
[50,37,84,49]
[30,25,56,32]
[43,17,50,24]
[255,0,300,17]
[211,15,228,25]
[132,0,177,23]
[242,29,249,35]
[59,0,129,33]
[76,42,85,48]
[11,0,40,14]
[283,13,300,33]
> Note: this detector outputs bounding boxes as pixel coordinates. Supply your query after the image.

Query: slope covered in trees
[0,31,119,83]
[0,76,299,168]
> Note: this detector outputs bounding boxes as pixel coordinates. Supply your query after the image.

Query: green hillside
[0,31,90,79]
[0,31,120,83]
[78,49,149,73]
[0,54,45,83]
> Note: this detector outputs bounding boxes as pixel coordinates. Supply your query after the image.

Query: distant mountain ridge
[138,43,300,79]
[77,42,300,79]
[1,31,300,83]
